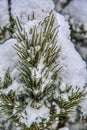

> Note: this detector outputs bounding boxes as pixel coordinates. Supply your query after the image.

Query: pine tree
[0,11,86,130]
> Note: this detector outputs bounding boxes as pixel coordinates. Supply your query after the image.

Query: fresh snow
[0,0,9,27]
[20,105,50,127]
[11,0,54,24]
[56,12,87,87]
[0,39,18,78]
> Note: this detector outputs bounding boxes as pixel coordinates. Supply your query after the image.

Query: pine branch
[14,11,60,102]
[0,69,12,89]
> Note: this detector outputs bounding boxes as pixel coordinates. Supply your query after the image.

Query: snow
[0,0,9,27]
[20,105,49,127]
[0,38,18,79]
[56,0,87,53]
[59,127,70,130]
[11,0,54,24]
[56,12,87,87]
[55,0,87,27]
[0,0,87,128]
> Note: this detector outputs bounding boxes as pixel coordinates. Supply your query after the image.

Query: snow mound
[56,13,87,87]
[0,39,18,79]
[11,0,54,24]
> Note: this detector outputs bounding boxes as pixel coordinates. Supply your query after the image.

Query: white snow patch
[0,38,18,79]
[11,0,54,24]
[56,12,87,87]
[59,127,70,130]
[0,0,9,27]
[80,96,87,117]
[20,105,50,127]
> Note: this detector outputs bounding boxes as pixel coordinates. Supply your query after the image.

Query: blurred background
[53,0,87,62]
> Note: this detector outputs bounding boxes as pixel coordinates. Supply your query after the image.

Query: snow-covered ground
[0,0,87,129]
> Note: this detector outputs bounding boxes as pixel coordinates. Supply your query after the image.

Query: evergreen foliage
[0,11,86,130]
[0,26,9,42]
[0,69,12,89]
[14,11,61,102]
